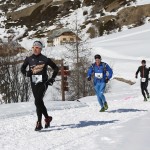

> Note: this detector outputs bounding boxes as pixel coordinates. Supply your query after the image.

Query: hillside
[0,0,149,44]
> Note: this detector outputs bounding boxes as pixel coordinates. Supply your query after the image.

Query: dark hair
[141,60,146,64]
[94,54,101,59]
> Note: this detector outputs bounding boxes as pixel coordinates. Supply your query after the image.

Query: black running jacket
[21,53,59,83]
[136,66,150,79]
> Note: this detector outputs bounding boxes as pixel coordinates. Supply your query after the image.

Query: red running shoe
[45,116,53,128]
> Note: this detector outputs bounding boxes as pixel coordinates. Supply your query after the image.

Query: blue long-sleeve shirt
[87,62,113,84]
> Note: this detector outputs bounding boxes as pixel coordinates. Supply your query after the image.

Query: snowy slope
[88,23,150,80]
[90,23,150,59]
[1,22,150,150]
[0,0,150,43]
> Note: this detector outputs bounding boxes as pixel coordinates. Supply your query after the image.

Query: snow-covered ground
[1,21,150,149]
[0,80,150,150]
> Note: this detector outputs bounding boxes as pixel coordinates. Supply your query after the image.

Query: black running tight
[31,83,48,122]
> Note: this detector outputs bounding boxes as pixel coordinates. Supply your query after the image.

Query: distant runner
[135,60,150,101]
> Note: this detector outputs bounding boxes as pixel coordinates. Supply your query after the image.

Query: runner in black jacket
[21,41,59,131]
[135,60,150,101]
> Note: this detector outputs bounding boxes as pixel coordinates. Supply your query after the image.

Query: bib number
[32,75,42,84]
[95,73,103,79]
[141,78,146,82]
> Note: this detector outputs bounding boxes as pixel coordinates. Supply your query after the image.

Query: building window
[70,38,74,42]
[63,38,66,41]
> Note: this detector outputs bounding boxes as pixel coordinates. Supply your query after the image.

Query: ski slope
[1,23,150,149]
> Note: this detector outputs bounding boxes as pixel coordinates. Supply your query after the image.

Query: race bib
[32,75,42,84]
[95,73,103,79]
[141,78,146,82]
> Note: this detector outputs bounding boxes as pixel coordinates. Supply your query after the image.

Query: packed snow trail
[0,81,150,150]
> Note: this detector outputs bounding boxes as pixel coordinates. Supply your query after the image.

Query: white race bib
[95,73,103,79]
[141,78,146,82]
[32,75,42,84]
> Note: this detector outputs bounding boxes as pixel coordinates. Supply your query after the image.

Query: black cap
[141,60,146,64]
[94,54,101,59]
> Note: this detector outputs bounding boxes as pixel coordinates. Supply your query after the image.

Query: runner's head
[141,60,146,66]
[32,41,43,55]
[94,54,101,65]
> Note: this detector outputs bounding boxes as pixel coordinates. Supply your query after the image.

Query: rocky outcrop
[1,0,150,40]
[6,0,81,30]
[0,42,27,57]
[85,4,150,37]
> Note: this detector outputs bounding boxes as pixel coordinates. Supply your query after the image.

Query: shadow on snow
[107,108,147,113]
[39,120,118,132]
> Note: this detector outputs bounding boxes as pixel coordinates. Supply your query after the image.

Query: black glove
[135,75,137,78]
[26,70,32,77]
[87,77,91,81]
[105,78,109,83]
[47,78,55,86]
